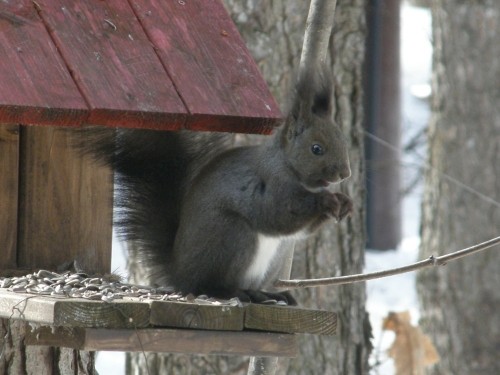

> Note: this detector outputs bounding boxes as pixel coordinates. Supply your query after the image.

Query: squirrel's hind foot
[240,290,297,306]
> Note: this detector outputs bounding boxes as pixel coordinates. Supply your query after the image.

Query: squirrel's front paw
[324,192,353,221]
[335,192,353,221]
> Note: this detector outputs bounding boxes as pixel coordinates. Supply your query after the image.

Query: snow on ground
[96,3,432,374]
[366,237,421,374]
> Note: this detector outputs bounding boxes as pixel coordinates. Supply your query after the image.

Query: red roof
[0,0,282,134]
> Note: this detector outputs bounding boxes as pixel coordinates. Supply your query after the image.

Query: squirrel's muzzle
[326,162,351,183]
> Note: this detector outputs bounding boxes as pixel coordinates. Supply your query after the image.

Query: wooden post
[1,125,113,275]
[16,126,113,274]
[0,124,19,270]
[0,125,113,374]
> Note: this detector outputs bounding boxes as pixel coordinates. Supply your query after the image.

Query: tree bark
[287,1,370,373]
[127,1,370,374]
[0,319,96,375]
[418,1,500,374]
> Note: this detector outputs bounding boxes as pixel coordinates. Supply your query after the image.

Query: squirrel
[78,67,353,305]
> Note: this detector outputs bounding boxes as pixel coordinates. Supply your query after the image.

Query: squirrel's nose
[339,163,351,180]
[330,162,351,182]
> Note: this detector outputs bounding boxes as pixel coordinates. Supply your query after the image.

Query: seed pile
[0,270,240,306]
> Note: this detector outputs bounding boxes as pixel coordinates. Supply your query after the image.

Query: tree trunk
[365,0,402,250]
[127,1,370,374]
[1,319,96,375]
[417,1,500,374]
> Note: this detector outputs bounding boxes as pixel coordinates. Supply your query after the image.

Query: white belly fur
[242,234,282,290]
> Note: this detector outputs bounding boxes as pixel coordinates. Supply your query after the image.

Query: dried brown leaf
[383,311,439,375]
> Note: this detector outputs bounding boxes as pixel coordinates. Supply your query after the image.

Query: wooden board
[129,0,282,133]
[0,1,88,126]
[244,304,337,335]
[150,300,244,331]
[0,124,19,269]
[26,326,298,357]
[17,127,113,274]
[36,0,187,130]
[0,292,150,328]
[0,290,337,336]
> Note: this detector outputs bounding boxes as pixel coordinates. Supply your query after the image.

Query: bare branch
[274,235,500,289]
[299,0,337,71]
[278,0,338,291]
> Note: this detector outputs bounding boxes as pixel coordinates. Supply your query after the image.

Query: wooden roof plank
[27,326,299,357]
[37,0,187,130]
[130,0,282,134]
[0,1,88,126]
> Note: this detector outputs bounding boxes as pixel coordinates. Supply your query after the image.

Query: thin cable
[364,130,500,209]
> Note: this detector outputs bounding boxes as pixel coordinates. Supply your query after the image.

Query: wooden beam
[244,304,337,336]
[0,1,88,126]
[0,291,150,328]
[150,300,244,331]
[0,124,19,270]
[26,326,298,357]
[0,290,338,336]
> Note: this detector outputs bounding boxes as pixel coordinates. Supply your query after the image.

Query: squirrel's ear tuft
[305,66,333,119]
[310,70,333,119]
[283,65,333,140]
[293,65,333,121]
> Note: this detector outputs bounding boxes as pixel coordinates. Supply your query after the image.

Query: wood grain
[27,326,298,357]
[130,0,282,133]
[0,1,88,126]
[150,300,244,331]
[1,1,280,133]
[0,289,337,336]
[37,0,187,130]
[0,124,19,269]
[0,292,150,328]
[17,127,113,274]
[244,304,337,336]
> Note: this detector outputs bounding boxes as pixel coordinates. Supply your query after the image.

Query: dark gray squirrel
[79,67,353,305]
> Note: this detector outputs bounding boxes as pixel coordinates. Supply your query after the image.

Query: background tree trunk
[364,0,402,250]
[127,1,370,374]
[418,1,500,374]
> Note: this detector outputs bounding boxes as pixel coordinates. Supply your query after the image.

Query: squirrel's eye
[311,144,324,155]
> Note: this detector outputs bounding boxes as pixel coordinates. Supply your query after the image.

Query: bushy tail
[74,127,231,284]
